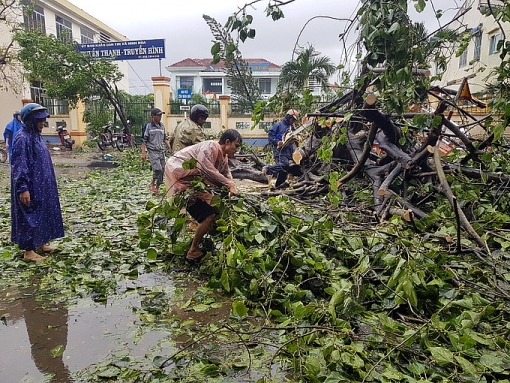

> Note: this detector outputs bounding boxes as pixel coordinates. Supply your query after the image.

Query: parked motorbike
[55,121,75,150]
[115,121,137,151]
[97,124,119,151]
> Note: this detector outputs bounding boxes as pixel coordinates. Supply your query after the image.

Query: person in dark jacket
[11,103,64,261]
[3,111,23,163]
[263,109,300,187]
[141,108,171,195]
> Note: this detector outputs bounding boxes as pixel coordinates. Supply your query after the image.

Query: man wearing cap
[141,108,171,195]
[3,110,23,163]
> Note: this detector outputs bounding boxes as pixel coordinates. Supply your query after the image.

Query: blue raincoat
[3,116,23,162]
[10,126,64,250]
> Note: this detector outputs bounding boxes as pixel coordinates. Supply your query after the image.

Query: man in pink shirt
[165,129,242,263]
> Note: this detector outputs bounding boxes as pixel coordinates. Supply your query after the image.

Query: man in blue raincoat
[3,111,23,163]
[264,109,300,188]
[11,103,64,261]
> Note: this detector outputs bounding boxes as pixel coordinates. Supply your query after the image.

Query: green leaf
[429,346,454,366]
[232,300,249,318]
[220,269,231,292]
[211,42,220,55]
[454,355,477,375]
[414,0,426,12]
[146,248,157,260]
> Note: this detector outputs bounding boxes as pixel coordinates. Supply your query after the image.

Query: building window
[236,122,251,130]
[435,61,444,75]
[179,76,194,89]
[459,50,467,68]
[100,31,110,43]
[81,28,94,44]
[259,78,271,94]
[203,78,222,94]
[23,4,45,33]
[30,81,69,115]
[56,15,72,43]
[489,33,501,55]
[473,32,482,61]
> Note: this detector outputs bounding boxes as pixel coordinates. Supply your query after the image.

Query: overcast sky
[68,0,465,95]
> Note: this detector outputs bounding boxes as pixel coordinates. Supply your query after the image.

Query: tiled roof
[168,58,280,69]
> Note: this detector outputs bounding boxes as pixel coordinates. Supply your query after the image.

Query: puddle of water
[0,272,177,383]
[0,271,287,382]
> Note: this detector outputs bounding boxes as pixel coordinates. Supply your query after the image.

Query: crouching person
[164,129,242,263]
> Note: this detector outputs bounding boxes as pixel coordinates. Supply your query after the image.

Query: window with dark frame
[56,15,72,43]
[489,33,501,55]
[179,76,194,89]
[203,78,222,94]
[236,122,250,130]
[81,27,94,44]
[23,4,45,33]
[30,81,69,115]
[473,32,482,61]
[458,50,467,68]
[259,78,271,94]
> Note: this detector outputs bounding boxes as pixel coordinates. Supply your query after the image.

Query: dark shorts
[186,198,219,223]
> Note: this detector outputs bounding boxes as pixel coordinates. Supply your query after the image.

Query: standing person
[264,109,300,187]
[170,104,209,153]
[11,103,64,261]
[141,108,171,195]
[3,111,23,163]
[165,129,242,263]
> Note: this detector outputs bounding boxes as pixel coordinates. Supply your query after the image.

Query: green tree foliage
[14,30,130,130]
[203,14,261,110]
[0,0,24,91]
[278,45,336,93]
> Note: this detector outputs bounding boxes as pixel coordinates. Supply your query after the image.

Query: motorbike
[97,124,119,151]
[115,121,137,151]
[55,121,75,150]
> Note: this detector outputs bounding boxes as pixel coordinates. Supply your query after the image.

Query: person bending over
[165,129,242,263]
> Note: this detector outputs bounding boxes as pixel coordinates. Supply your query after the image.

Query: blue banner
[76,39,165,60]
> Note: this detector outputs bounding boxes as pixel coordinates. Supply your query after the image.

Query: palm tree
[278,45,336,93]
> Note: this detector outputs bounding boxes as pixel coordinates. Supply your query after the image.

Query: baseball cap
[151,108,165,116]
[33,110,50,119]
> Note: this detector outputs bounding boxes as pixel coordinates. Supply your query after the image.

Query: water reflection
[0,277,71,382]
[23,282,71,382]
[0,272,176,382]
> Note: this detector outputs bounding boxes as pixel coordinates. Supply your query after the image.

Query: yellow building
[0,0,129,145]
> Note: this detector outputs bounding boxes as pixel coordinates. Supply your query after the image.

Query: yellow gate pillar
[219,95,230,129]
[152,76,171,127]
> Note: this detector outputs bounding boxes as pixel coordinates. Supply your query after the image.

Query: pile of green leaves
[137,163,510,382]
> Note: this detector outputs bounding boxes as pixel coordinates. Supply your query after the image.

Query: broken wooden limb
[432,145,489,255]
[441,117,483,162]
[385,189,437,227]
[376,130,412,166]
[338,122,378,185]
[367,64,431,77]
[378,162,403,196]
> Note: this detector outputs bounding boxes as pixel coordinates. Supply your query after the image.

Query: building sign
[177,88,192,100]
[248,62,270,71]
[76,39,165,60]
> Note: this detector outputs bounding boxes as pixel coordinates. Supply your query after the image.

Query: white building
[432,0,507,96]
[0,0,129,142]
[165,58,281,100]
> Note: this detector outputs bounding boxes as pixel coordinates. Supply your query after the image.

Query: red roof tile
[168,58,280,69]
